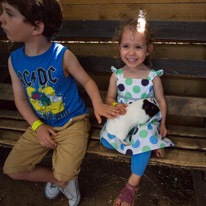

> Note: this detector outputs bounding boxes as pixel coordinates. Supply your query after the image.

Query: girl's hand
[160,122,167,138]
[36,124,57,149]
[94,103,119,124]
[115,103,128,115]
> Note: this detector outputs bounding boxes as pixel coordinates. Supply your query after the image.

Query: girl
[100,11,174,206]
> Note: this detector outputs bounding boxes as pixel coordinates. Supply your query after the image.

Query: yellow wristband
[32,120,44,132]
[112,102,118,107]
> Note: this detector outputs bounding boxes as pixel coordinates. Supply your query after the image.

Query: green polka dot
[155,131,158,136]
[139,123,147,127]
[133,86,140,93]
[141,93,148,98]
[142,146,151,152]
[156,71,162,76]
[125,78,133,85]
[160,143,165,148]
[151,120,157,125]
[111,142,118,149]
[147,76,152,81]
[139,130,148,138]
[130,139,134,145]
[125,92,132,99]
[116,69,123,75]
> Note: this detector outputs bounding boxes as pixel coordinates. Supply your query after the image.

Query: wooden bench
[0,1,206,205]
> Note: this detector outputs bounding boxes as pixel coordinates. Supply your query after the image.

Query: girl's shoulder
[111,66,124,78]
[147,69,164,81]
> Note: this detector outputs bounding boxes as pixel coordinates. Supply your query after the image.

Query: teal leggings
[101,138,151,176]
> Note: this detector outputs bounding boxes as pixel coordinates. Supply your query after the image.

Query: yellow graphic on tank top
[27,86,64,115]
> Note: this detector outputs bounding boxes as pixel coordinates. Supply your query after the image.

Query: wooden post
[192,170,206,206]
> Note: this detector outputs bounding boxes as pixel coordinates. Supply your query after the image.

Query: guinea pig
[106,98,160,145]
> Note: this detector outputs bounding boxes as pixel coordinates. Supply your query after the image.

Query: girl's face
[119,28,152,69]
[0,2,34,42]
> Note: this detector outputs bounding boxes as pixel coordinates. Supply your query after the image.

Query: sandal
[113,182,139,206]
[154,148,165,158]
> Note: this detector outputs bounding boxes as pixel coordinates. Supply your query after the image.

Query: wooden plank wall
[0,0,206,128]
[61,0,206,22]
[59,0,206,127]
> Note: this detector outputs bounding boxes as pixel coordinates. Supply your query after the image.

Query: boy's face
[0,2,34,42]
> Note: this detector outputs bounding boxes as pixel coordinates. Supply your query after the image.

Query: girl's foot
[114,182,139,206]
[155,148,165,158]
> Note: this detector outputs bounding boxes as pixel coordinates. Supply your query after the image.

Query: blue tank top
[11,42,88,126]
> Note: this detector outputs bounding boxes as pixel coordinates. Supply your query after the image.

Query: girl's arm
[153,76,167,137]
[106,73,127,115]
[63,49,118,124]
[8,57,57,148]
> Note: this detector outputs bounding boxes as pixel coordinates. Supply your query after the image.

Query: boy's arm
[63,49,119,124]
[153,76,167,137]
[8,57,57,148]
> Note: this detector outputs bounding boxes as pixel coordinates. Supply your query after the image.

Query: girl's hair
[0,0,63,40]
[115,16,154,67]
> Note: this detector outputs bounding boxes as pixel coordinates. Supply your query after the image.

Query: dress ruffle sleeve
[147,69,164,81]
[111,66,117,73]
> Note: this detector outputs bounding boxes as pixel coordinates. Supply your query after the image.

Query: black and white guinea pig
[106,98,160,145]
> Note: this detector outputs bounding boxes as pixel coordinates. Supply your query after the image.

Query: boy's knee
[6,172,23,180]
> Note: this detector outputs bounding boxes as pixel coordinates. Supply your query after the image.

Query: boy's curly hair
[0,0,63,40]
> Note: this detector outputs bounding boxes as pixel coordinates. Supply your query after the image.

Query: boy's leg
[52,114,90,182]
[3,127,65,186]
[49,114,90,205]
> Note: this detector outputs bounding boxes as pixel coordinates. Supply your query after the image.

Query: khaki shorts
[3,113,91,182]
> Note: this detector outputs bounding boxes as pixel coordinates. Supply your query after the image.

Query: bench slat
[1,85,206,118]
[0,129,205,170]
[77,56,206,78]
[79,90,206,118]
[1,119,206,151]
[87,141,206,170]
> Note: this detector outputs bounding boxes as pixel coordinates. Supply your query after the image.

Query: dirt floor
[0,147,196,206]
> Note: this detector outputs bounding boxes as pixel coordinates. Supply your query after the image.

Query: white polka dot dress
[100,66,174,155]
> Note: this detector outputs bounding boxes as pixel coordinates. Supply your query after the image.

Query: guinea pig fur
[106,99,160,145]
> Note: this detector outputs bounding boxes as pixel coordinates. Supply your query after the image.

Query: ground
[0,147,195,206]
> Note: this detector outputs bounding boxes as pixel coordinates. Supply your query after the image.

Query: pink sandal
[113,182,139,206]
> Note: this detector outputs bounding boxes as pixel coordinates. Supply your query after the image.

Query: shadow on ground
[0,147,195,206]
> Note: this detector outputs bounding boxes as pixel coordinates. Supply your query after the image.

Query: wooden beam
[61,3,206,22]
[1,21,206,42]
[57,21,206,42]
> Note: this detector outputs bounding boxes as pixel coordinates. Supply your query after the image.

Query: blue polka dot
[147,123,153,130]
[149,85,153,92]
[126,149,133,155]
[150,136,158,144]
[107,133,116,140]
[141,79,149,86]
[132,140,140,148]
[121,144,125,150]
[118,84,125,91]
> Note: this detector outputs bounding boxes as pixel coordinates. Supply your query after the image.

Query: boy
[0,0,118,205]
